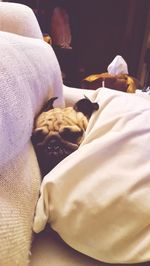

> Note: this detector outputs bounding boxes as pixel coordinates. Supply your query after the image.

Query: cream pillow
[34,88,150,264]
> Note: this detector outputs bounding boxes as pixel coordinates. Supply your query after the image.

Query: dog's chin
[36,148,73,177]
[35,138,78,177]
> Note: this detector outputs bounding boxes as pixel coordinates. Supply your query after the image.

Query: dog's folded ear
[73,97,99,119]
[41,96,58,112]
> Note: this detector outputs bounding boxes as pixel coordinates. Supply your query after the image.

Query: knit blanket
[0,30,64,266]
[0,31,64,168]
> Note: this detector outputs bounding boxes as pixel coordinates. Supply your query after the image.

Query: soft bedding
[33,88,150,264]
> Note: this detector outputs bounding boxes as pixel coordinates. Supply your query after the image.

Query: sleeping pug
[32,96,99,177]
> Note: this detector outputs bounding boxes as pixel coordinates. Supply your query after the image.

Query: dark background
[6,0,150,87]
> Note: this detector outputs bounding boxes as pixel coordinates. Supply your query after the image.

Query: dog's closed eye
[31,128,47,145]
[59,127,83,144]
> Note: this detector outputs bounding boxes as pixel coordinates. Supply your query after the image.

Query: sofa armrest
[0,2,43,39]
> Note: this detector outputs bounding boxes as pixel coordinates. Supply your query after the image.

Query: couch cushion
[0,31,64,168]
[0,30,64,266]
[0,141,41,266]
[0,2,43,39]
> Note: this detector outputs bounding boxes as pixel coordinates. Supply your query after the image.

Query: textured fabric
[0,4,64,265]
[0,2,43,39]
[0,31,64,168]
[34,88,150,264]
[0,142,41,266]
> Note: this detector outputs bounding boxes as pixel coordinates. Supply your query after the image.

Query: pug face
[32,108,87,176]
[32,97,99,177]
[32,127,83,176]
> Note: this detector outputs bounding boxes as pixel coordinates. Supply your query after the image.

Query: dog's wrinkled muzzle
[33,131,79,176]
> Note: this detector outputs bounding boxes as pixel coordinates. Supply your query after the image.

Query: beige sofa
[0,3,150,266]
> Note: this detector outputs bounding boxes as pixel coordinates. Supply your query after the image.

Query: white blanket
[34,88,150,264]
